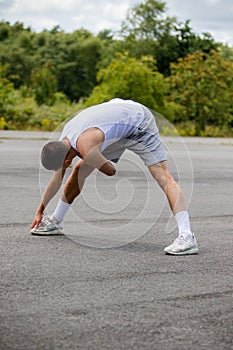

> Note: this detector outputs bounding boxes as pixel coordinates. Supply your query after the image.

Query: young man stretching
[30,98,198,255]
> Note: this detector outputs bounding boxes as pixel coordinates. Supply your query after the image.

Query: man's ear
[64,158,71,165]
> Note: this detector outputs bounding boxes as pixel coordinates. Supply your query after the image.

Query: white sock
[52,199,71,222]
[175,211,192,236]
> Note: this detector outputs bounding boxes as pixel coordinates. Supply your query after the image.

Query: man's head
[41,141,70,170]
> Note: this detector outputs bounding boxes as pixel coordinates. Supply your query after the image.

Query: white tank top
[60,99,145,152]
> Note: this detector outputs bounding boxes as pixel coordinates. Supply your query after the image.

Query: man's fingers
[35,220,41,228]
[30,221,36,229]
[30,217,42,229]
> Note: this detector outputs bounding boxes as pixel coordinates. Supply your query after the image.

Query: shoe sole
[164,247,198,256]
[31,229,64,236]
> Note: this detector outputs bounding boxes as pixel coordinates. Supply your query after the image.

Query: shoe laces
[175,234,192,244]
[174,235,185,244]
[41,215,54,226]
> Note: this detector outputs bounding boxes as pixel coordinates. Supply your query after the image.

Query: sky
[0,0,233,46]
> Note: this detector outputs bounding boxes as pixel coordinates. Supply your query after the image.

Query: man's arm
[77,128,116,176]
[30,167,66,228]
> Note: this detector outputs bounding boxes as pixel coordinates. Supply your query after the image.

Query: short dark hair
[41,141,69,170]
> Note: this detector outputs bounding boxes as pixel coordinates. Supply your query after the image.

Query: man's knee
[149,162,174,190]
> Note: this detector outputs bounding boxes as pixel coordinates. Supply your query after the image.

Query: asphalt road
[0,130,233,350]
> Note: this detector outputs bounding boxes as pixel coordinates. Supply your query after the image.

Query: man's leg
[148,161,186,215]
[52,161,95,222]
[148,161,198,255]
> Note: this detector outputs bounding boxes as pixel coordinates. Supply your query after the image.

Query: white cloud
[0,0,233,45]
[6,0,80,14]
[166,0,233,45]
[0,0,133,33]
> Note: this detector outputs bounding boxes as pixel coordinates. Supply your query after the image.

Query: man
[30,98,198,255]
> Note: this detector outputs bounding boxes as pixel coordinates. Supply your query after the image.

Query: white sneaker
[31,215,64,235]
[164,233,198,255]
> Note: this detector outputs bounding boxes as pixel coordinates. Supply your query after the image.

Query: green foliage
[0,22,101,101]
[0,89,81,130]
[31,62,57,105]
[0,1,232,136]
[0,22,11,41]
[218,43,233,62]
[45,30,101,101]
[168,50,233,135]
[0,60,81,130]
[119,2,217,76]
[0,64,15,117]
[84,53,168,111]
[25,98,82,131]
[121,0,175,40]
[159,21,217,76]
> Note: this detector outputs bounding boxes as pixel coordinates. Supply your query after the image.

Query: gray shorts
[103,107,167,167]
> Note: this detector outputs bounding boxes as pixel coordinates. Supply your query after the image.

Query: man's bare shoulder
[76,127,105,156]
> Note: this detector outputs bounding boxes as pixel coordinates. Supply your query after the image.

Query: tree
[120,0,175,40]
[119,1,217,76]
[168,50,233,135]
[0,64,15,117]
[31,62,57,105]
[0,21,11,41]
[84,52,168,111]
[175,20,217,57]
[156,20,217,75]
[39,29,101,101]
[118,0,176,75]
[218,43,233,62]
[0,23,102,101]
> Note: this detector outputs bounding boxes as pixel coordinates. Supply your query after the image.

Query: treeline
[0,0,233,136]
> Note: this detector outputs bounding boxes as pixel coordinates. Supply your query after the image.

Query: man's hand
[30,212,43,229]
[30,168,65,231]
